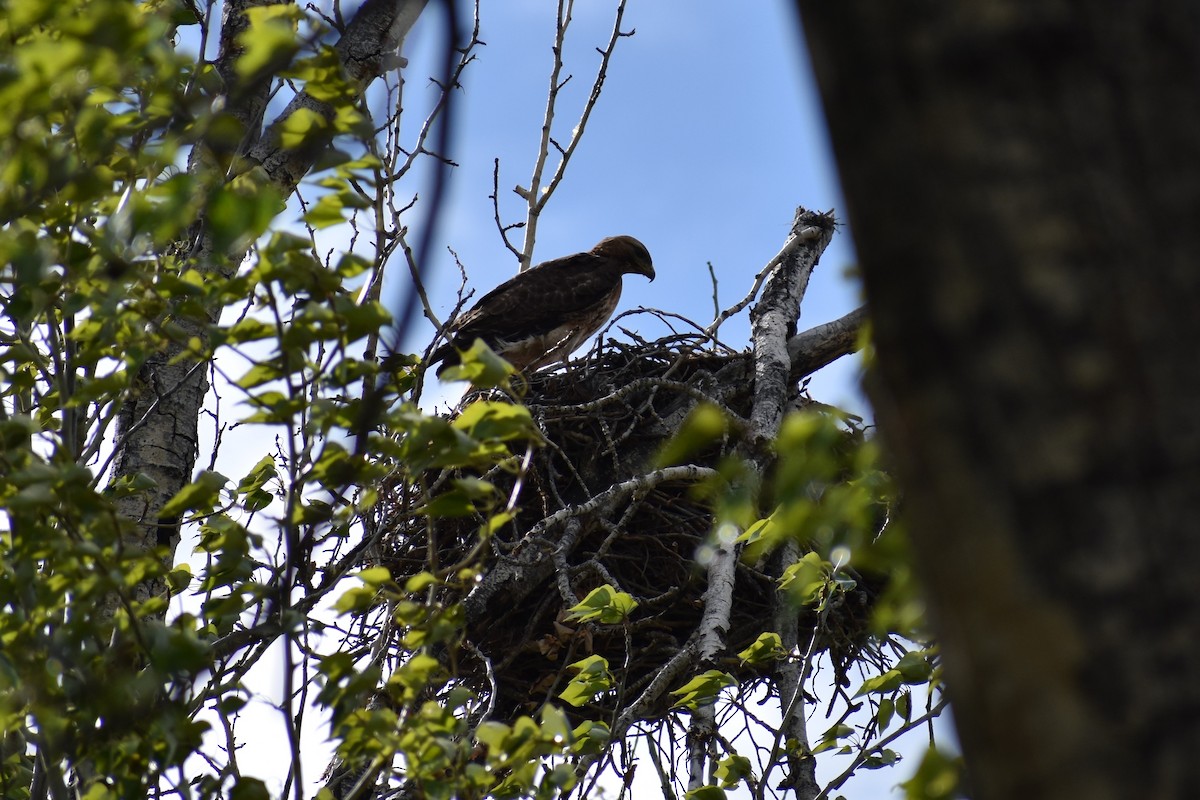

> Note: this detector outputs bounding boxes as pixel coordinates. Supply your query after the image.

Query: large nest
[378,321,884,725]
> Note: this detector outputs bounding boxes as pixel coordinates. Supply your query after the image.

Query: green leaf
[405,572,437,593]
[855,669,904,697]
[670,670,736,710]
[778,551,829,607]
[419,478,499,518]
[206,179,281,252]
[333,586,376,615]
[280,107,331,151]
[900,748,964,800]
[685,786,727,800]
[862,748,901,770]
[80,785,114,800]
[452,400,541,444]
[737,632,786,666]
[714,754,752,788]
[877,696,895,731]
[167,564,193,593]
[558,655,611,707]
[337,296,391,340]
[895,651,934,683]
[236,455,277,512]
[235,5,303,81]
[569,720,610,756]
[357,567,392,588]
[230,777,271,800]
[896,691,912,721]
[226,317,277,344]
[160,471,229,518]
[438,338,515,387]
[389,653,441,701]
[565,585,639,624]
[302,187,349,228]
[738,514,778,545]
[812,723,856,754]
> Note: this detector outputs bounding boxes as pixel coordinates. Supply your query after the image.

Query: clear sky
[398,0,867,416]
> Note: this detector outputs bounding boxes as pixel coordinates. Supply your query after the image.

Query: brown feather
[430,236,654,375]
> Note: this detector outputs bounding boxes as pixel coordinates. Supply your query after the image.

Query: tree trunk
[107,0,430,604]
[795,3,1200,799]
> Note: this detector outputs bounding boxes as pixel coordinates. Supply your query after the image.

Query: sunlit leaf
[737,632,786,666]
[558,654,611,707]
[565,585,639,624]
[438,338,515,387]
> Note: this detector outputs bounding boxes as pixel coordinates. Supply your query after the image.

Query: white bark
[788,305,867,381]
[686,523,739,791]
[686,208,837,791]
[108,0,430,608]
[749,210,836,445]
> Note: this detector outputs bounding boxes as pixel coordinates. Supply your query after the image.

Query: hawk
[428,235,655,376]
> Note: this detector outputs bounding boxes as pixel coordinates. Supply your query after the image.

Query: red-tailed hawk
[428,235,654,376]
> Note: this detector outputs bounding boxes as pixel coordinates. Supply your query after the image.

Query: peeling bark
[749,210,835,446]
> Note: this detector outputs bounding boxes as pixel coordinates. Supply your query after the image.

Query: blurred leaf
[160,470,229,518]
[280,107,331,151]
[900,748,966,800]
[655,402,727,468]
[230,778,271,800]
[235,5,303,81]
[452,400,541,444]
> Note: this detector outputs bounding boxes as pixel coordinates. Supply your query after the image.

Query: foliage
[0,1,947,799]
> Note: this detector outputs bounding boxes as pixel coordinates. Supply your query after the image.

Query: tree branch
[749,209,836,444]
[249,0,430,195]
[788,305,867,381]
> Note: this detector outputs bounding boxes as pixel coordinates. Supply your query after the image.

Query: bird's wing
[450,253,622,343]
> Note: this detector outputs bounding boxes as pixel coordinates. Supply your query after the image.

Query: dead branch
[513,0,633,269]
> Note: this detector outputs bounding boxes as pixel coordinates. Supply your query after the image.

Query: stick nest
[380,326,884,725]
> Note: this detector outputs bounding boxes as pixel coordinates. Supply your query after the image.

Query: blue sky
[398,0,867,415]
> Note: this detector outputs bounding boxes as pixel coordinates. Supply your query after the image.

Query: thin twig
[517,0,632,269]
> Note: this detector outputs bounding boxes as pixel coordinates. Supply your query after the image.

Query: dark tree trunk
[794,3,1200,798]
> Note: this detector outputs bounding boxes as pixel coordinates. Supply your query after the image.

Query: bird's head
[592,235,655,281]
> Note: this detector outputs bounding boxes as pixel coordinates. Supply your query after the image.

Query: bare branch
[815,698,950,800]
[788,305,867,381]
[749,210,837,444]
[687,526,739,791]
[491,158,523,259]
[517,0,631,270]
[707,221,828,338]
